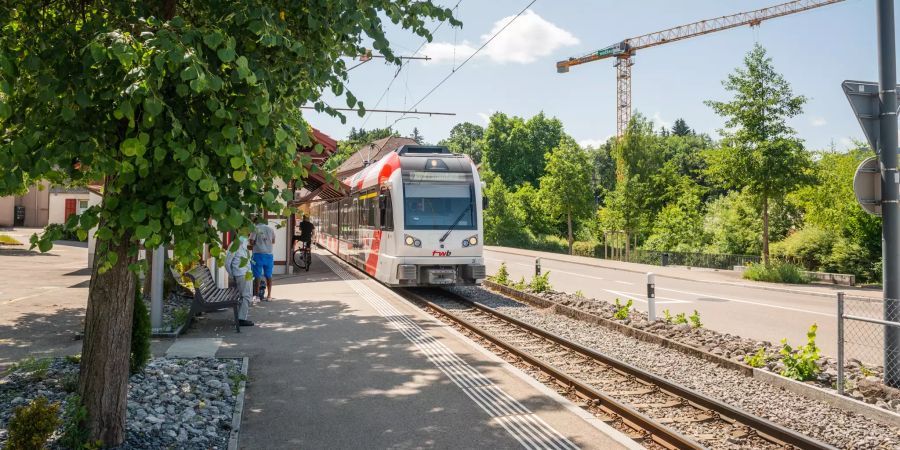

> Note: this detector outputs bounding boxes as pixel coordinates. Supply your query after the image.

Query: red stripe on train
[365,230,382,276]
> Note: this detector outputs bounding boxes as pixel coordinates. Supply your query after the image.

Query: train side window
[379,189,393,231]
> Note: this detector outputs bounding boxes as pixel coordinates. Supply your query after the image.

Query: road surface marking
[4,288,63,304]
[657,287,834,318]
[603,289,690,304]
[321,256,579,450]
[614,280,634,285]
[545,268,604,281]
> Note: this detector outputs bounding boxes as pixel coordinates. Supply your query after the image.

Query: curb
[482,280,900,428]
[228,356,250,450]
[487,247,881,300]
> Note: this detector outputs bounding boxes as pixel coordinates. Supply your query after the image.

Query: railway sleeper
[656,413,716,424]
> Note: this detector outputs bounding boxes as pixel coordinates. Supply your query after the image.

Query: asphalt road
[484,248,881,360]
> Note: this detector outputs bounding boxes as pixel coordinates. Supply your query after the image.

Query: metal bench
[185,266,242,333]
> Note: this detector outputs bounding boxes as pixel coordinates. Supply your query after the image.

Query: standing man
[250,214,275,301]
[225,234,254,326]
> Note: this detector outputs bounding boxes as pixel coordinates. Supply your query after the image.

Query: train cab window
[379,189,393,231]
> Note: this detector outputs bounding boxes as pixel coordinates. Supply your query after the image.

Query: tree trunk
[762,196,770,265]
[566,211,573,255]
[78,218,137,446]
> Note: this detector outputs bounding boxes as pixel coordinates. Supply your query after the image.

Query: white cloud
[811,117,827,127]
[477,110,496,124]
[421,10,579,65]
[651,112,671,130]
[579,137,613,148]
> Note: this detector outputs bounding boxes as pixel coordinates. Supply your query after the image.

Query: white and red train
[310,145,486,286]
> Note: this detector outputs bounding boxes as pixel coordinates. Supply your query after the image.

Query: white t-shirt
[251,224,275,254]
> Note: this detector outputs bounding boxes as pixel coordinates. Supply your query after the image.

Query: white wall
[86,191,101,268]
[49,192,90,225]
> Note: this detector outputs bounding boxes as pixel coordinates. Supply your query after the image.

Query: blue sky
[305,0,884,151]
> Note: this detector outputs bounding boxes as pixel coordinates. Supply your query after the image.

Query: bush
[825,237,882,283]
[743,262,808,284]
[572,241,602,258]
[770,226,835,270]
[780,324,821,381]
[131,286,151,375]
[7,396,62,450]
[689,310,702,328]
[746,347,768,368]
[60,394,99,450]
[491,262,510,286]
[613,298,632,320]
[528,271,552,293]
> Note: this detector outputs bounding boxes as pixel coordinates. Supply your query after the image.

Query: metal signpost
[843,0,900,387]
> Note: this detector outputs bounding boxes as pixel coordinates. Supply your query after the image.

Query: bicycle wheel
[292,249,304,270]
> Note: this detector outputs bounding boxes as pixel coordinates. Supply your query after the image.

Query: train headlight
[463,235,478,247]
[405,235,422,247]
[405,235,414,246]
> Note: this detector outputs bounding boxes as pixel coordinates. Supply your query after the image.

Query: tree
[482,112,564,187]
[539,138,594,253]
[643,183,708,252]
[411,126,425,144]
[704,44,812,263]
[0,1,457,445]
[671,118,693,136]
[438,121,484,163]
[482,171,528,246]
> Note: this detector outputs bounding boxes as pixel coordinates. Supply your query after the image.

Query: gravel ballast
[0,357,243,449]
[453,286,900,449]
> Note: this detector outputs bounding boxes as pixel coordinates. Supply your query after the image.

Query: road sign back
[842,80,900,153]
[854,156,882,216]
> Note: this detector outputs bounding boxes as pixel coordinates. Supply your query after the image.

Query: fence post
[647,272,656,322]
[837,291,845,395]
[535,257,541,277]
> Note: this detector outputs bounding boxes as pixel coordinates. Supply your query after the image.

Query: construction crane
[557,0,846,137]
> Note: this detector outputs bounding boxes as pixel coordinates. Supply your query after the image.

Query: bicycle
[292,239,312,272]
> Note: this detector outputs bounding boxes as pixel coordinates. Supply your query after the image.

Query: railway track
[396,287,837,450]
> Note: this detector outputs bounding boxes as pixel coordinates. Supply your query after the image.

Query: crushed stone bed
[0,357,243,449]
[452,286,900,449]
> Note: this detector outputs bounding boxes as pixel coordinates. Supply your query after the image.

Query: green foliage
[528,271,552,293]
[510,183,558,237]
[229,372,248,397]
[60,394,101,450]
[491,262,510,286]
[613,298,632,320]
[575,290,585,298]
[743,262,808,284]
[482,112,565,187]
[671,118,693,137]
[43,223,85,242]
[572,241,602,258]
[482,173,529,246]
[539,138,594,252]
[60,372,80,393]
[662,309,673,324]
[130,288,151,374]
[704,44,813,262]
[770,226,835,270]
[511,276,528,291]
[5,356,52,381]
[171,306,191,329]
[644,182,709,252]
[859,363,875,378]
[673,312,688,325]
[7,396,62,450]
[688,310,702,328]
[438,122,484,164]
[746,347,769,368]
[65,354,82,365]
[780,324,821,381]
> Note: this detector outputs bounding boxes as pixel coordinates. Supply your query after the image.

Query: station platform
[187,250,638,449]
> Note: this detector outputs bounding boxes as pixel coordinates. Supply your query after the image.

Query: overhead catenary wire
[389,0,538,128]
[361,0,463,129]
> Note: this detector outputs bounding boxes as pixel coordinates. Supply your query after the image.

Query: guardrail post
[647,272,656,322]
[535,257,541,277]
[837,291,845,395]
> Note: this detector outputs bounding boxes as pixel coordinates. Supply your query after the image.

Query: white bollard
[535,257,542,276]
[150,246,165,329]
[647,272,656,322]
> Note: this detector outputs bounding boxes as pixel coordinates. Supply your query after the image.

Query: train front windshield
[403,171,476,230]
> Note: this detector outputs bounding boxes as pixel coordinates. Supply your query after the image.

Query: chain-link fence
[837,292,900,393]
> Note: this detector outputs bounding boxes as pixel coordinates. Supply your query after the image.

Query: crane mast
[557,0,846,137]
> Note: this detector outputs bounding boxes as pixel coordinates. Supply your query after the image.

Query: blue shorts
[252,253,274,279]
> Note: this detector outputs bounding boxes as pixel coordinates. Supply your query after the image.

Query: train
[309,144,486,287]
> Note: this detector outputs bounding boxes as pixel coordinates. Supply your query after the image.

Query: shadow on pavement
[0,307,83,371]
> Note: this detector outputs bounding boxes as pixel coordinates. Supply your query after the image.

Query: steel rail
[397,288,702,450]
[402,288,838,450]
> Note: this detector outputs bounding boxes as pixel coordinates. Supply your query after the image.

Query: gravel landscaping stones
[151,293,193,334]
[454,285,900,449]
[0,357,243,449]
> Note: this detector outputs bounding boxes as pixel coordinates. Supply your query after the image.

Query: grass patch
[3,356,52,381]
[229,372,248,396]
[0,234,23,245]
[742,262,809,284]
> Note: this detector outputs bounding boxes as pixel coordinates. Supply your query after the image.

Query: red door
[64,198,76,222]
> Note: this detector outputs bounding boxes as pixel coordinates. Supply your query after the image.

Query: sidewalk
[487,245,882,299]
[183,252,636,449]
